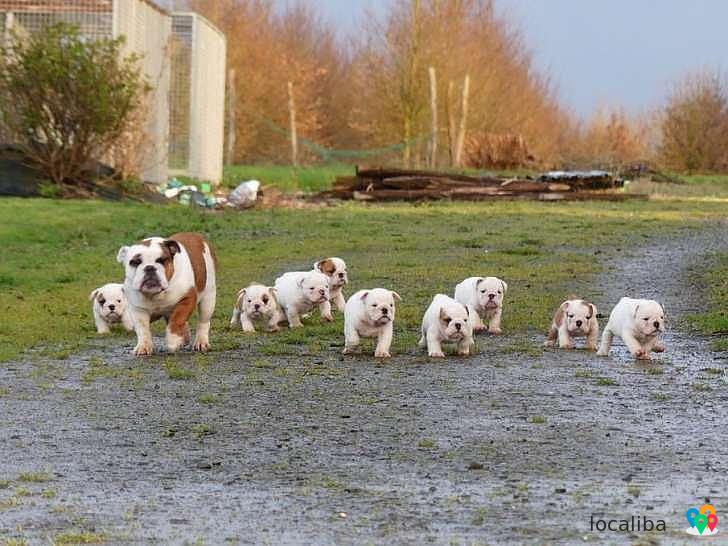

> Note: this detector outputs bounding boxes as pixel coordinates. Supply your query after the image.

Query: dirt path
[1,224,727,545]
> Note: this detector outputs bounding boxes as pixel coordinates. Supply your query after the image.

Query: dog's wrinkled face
[315,257,348,289]
[439,304,471,340]
[117,237,179,296]
[239,284,276,319]
[92,284,126,320]
[298,271,330,304]
[361,288,401,326]
[476,277,507,309]
[562,300,595,335]
[634,301,665,336]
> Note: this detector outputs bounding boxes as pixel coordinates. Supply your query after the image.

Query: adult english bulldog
[117,232,217,356]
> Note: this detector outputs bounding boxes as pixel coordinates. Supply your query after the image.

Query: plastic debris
[228,180,261,208]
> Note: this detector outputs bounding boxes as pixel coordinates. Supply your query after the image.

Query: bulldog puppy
[117,232,217,356]
[89,283,134,334]
[314,257,348,314]
[597,297,666,360]
[544,298,599,350]
[229,283,282,333]
[273,270,330,328]
[343,288,401,358]
[454,276,508,334]
[418,294,474,358]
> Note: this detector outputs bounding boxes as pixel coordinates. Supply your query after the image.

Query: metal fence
[170,12,225,183]
[0,0,226,184]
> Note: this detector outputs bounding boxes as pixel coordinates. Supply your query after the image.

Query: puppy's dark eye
[372,303,378,307]
[464,318,467,322]
[444,318,451,325]
[156,257,167,264]
[586,315,592,320]
[497,290,502,294]
[480,289,486,293]
[99,299,106,305]
[262,296,269,304]
[247,299,252,303]
[568,314,574,318]
[129,258,141,267]
[309,287,314,290]
[643,318,649,321]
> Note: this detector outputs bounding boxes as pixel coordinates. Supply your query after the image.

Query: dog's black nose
[108,304,115,311]
[653,321,660,329]
[254,304,260,310]
[319,289,325,295]
[144,265,156,273]
[576,320,582,327]
[488,294,495,300]
[455,322,462,330]
[381,307,388,315]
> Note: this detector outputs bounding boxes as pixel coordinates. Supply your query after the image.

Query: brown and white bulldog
[117,232,217,356]
[313,257,348,313]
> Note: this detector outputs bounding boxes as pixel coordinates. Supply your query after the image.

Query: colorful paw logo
[686,504,718,536]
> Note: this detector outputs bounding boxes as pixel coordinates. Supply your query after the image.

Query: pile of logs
[318,167,641,202]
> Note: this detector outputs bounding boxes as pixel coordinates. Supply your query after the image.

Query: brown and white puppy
[597,297,665,360]
[230,283,282,333]
[314,257,348,313]
[418,294,475,358]
[89,282,134,334]
[454,276,508,334]
[273,270,330,327]
[343,288,401,358]
[117,232,217,356]
[544,298,599,350]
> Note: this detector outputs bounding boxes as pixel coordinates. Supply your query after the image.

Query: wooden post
[454,73,470,168]
[287,81,298,167]
[428,66,438,169]
[446,79,456,166]
[226,68,236,166]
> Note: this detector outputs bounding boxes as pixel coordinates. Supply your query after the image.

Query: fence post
[428,66,438,169]
[226,68,236,165]
[454,73,470,168]
[287,81,298,167]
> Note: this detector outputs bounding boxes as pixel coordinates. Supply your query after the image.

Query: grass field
[221,163,354,193]
[689,253,728,350]
[1,196,726,363]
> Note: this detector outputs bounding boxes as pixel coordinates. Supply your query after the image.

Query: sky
[309,0,728,118]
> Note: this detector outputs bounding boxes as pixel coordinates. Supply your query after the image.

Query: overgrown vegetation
[689,253,728,350]
[0,197,725,363]
[0,24,149,191]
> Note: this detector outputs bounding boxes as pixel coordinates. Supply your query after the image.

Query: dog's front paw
[267,325,280,333]
[374,350,391,359]
[342,346,356,355]
[241,325,256,334]
[473,324,487,333]
[585,344,598,352]
[134,340,154,356]
[561,343,575,350]
[634,349,650,360]
[192,338,210,352]
[489,327,503,335]
[652,342,665,353]
[543,339,555,347]
[457,349,470,356]
[429,351,445,358]
[596,348,609,357]
[322,314,334,322]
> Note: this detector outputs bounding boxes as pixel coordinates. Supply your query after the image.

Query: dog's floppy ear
[297,277,306,288]
[116,246,129,264]
[586,301,596,318]
[439,307,451,323]
[268,286,277,296]
[89,288,99,301]
[391,291,402,302]
[658,301,665,316]
[464,304,470,317]
[359,291,369,301]
[500,279,508,293]
[163,239,181,258]
[560,301,570,311]
[633,304,640,318]
[475,277,485,289]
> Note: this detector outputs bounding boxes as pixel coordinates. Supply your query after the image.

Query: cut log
[499,180,547,192]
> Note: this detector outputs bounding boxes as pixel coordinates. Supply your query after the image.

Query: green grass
[222,163,354,193]
[688,253,728,348]
[53,532,106,545]
[0,197,725,363]
[628,172,728,199]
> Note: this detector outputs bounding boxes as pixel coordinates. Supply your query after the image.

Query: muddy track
[1,224,727,545]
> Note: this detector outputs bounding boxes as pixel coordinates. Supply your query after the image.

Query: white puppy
[273,270,330,328]
[343,288,401,358]
[230,283,282,333]
[89,283,134,334]
[419,294,474,358]
[597,297,666,360]
[544,298,599,350]
[314,257,348,313]
[454,276,508,334]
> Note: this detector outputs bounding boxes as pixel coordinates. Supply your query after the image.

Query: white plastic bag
[228,180,261,208]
